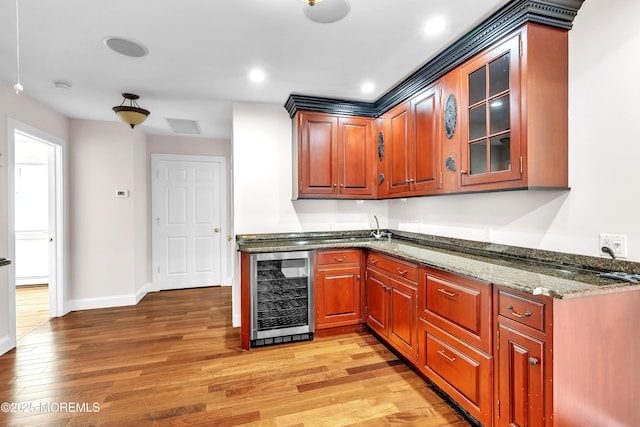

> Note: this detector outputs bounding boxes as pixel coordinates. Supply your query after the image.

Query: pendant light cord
[14,0,22,93]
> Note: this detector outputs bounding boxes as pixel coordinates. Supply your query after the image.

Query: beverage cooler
[250,251,314,347]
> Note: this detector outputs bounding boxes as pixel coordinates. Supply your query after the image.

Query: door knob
[214,227,220,233]
[529,357,539,366]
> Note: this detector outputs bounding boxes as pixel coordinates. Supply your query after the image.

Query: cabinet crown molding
[284,0,585,118]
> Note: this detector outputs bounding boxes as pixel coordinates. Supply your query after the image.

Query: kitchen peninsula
[237,231,640,427]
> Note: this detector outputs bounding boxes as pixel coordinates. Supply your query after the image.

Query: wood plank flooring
[15,285,49,340]
[0,287,471,427]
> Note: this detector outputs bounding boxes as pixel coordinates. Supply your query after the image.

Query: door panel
[498,323,545,426]
[366,270,388,334]
[153,157,224,290]
[412,85,441,192]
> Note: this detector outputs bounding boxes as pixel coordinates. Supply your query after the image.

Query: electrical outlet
[599,234,627,259]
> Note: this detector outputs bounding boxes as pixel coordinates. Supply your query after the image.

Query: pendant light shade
[112,93,150,129]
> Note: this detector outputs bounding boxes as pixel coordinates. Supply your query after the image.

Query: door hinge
[520,39,524,57]
[497,400,501,419]
[497,329,500,351]
[519,156,523,174]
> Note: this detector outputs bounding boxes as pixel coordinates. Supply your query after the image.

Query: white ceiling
[0,0,509,139]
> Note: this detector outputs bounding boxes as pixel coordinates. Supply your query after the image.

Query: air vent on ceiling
[166,118,201,135]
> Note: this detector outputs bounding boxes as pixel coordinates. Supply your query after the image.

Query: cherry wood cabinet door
[497,323,546,427]
[411,83,442,194]
[365,269,388,336]
[388,277,418,362]
[338,117,375,196]
[315,265,362,328]
[460,32,522,188]
[385,102,412,194]
[299,112,338,195]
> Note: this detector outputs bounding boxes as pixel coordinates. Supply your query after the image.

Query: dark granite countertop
[0,258,11,267]
[236,230,640,299]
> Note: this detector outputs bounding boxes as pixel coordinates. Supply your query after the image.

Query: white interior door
[152,155,225,290]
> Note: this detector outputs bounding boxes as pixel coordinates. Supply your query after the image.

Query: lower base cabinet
[365,252,419,363]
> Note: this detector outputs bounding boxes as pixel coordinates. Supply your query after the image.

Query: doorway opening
[6,119,66,352]
[14,134,53,339]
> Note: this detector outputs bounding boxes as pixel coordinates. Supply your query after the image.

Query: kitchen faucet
[371,215,390,240]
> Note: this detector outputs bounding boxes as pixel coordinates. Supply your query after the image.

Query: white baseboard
[233,313,241,328]
[0,334,15,356]
[135,282,152,303]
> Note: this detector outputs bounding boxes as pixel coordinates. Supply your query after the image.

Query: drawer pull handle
[370,258,379,264]
[438,288,457,297]
[529,357,539,366]
[397,268,408,275]
[506,305,532,318]
[438,350,456,363]
[334,256,346,262]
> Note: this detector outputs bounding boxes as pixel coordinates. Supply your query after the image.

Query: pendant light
[301,0,324,6]
[112,93,150,129]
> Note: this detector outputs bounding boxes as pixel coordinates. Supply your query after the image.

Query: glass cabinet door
[461,34,521,187]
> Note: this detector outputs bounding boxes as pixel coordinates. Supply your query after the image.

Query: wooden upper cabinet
[380,82,443,197]
[459,23,569,191]
[295,111,375,199]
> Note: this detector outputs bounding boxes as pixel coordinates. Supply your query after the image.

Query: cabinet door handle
[370,258,379,264]
[438,350,456,363]
[334,256,346,262]
[356,275,361,280]
[529,357,539,366]
[397,268,408,275]
[506,305,532,318]
[437,288,457,297]
[460,170,467,175]
[333,183,337,187]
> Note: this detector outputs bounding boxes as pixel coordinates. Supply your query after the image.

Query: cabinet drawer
[424,271,491,352]
[497,289,546,332]
[367,252,418,283]
[422,322,492,426]
[316,249,361,266]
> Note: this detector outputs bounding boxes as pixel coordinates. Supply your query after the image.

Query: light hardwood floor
[0,287,471,427]
[15,285,49,340]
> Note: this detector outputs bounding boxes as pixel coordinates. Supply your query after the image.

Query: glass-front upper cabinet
[460,33,521,188]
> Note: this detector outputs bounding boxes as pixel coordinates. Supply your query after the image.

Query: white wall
[68,119,148,308]
[232,102,388,235]
[0,81,68,354]
[389,0,640,262]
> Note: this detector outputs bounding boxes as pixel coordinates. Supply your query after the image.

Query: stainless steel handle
[438,350,456,363]
[438,288,457,297]
[506,305,532,318]
[529,357,539,366]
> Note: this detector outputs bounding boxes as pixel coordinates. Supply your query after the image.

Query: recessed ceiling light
[103,37,148,58]
[424,16,446,37]
[249,69,266,83]
[361,82,375,94]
